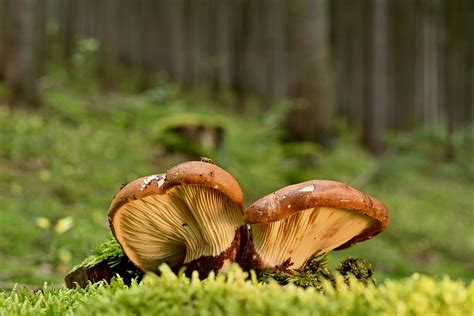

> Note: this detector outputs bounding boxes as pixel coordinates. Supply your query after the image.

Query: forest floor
[0,77,472,287]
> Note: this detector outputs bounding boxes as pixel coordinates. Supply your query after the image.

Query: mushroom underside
[113,184,244,271]
[250,206,377,269]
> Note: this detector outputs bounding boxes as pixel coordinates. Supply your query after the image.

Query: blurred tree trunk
[184,0,212,88]
[286,0,333,145]
[137,0,155,91]
[98,0,119,91]
[262,0,288,104]
[80,0,98,38]
[205,0,218,92]
[213,0,232,92]
[135,0,154,91]
[241,1,266,97]
[0,0,6,80]
[116,0,134,65]
[332,0,366,124]
[229,0,247,111]
[35,0,47,78]
[3,0,46,107]
[414,2,443,128]
[419,4,442,127]
[148,1,172,76]
[167,0,186,83]
[444,0,472,160]
[182,1,196,87]
[388,0,417,129]
[58,0,77,69]
[363,0,387,154]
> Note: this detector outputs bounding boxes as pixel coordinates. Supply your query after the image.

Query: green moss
[337,257,376,285]
[259,256,376,291]
[259,255,333,291]
[1,265,472,316]
[72,237,124,271]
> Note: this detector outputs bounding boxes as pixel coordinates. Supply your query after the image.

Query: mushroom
[241,180,389,272]
[108,161,246,278]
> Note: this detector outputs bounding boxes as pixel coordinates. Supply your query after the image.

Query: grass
[0,74,472,288]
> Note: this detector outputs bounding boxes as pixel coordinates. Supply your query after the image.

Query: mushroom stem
[185,225,248,278]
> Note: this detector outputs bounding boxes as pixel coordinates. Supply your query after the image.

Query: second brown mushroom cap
[241,180,389,272]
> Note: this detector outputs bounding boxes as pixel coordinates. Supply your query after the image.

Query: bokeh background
[0,0,472,287]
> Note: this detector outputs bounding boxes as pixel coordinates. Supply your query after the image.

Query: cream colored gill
[251,207,375,269]
[114,185,243,271]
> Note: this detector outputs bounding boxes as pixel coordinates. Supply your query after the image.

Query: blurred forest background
[0,0,472,287]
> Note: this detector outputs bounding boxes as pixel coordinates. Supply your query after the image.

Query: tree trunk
[420,5,442,127]
[262,0,288,104]
[147,0,172,75]
[98,0,119,91]
[229,0,247,111]
[332,0,366,125]
[3,0,46,107]
[362,0,387,155]
[0,0,7,80]
[388,0,417,129]
[166,0,185,83]
[241,1,266,98]
[184,0,212,88]
[59,0,76,68]
[137,0,155,91]
[286,0,333,146]
[444,0,472,160]
[35,0,47,78]
[214,0,232,91]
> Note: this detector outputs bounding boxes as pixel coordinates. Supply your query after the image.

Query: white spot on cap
[140,175,164,191]
[299,185,315,193]
[157,176,166,188]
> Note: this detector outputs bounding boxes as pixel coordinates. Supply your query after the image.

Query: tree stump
[65,257,142,289]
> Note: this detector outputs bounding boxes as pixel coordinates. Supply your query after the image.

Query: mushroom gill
[113,184,244,272]
[250,206,377,269]
[242,180,389,272]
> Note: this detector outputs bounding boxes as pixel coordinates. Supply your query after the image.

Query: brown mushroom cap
[108,161,245,277]
[164,161,244,205]
[242,180,389,271]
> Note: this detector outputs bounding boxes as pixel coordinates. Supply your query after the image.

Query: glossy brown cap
[108,161,244,226]
[244,180,389,249]
[163,161,244,205]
